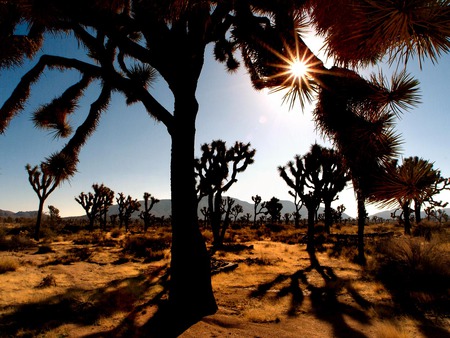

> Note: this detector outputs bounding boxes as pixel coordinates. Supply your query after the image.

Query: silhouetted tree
[264,197,283,224]
[75,183,113,231]
[279,148,323,256]
[75,191,98,230]
[2,0,449,322]
[195,140,255,250]
[371,156,450,234]
[230,203,244,223]
[116,193,141,232]
[288,190,303,228]
[252,195,267,227]
[314,145,351,234]
[97,184,115,231]
[139,192,160,231]
[48,205,60,227]
[26,162,69,240]
[336,204,346,224]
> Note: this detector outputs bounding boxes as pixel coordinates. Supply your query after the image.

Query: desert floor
[0,225,449,338]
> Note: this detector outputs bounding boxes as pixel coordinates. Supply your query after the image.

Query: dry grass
[0,256,18,273]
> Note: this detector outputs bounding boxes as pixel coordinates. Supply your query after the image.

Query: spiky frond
[309,0,450,67]
[370,70,421,116]
[370,156,441,209]
[32,75,91,138]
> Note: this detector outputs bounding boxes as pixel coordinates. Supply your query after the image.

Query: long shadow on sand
[249,251,372,338]
[0,264,168,337]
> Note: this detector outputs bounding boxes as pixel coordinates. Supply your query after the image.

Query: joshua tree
[75,183,114,231]
[75,191,98,230]
[2,0,449,323]
[279,148,323,256]
[371,156,450,234]
[26,162,69,240]
[289,190,303,228]
[252,195,267,227]
[336,204,346,224]
[116,193,141,232]
[139,192,160,231]
[195,140,255,250]
[96,184,115,231]
[230,203,244,223]
[315,145,351,234]
[264,197,283,224]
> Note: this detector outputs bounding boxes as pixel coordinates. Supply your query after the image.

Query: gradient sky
[1,32,449,218]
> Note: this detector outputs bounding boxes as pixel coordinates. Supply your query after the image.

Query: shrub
[122,234,170,260]
[413,221,444,241]
[374,237,450,293]
[0,234,35,251]
[0,257,18,273]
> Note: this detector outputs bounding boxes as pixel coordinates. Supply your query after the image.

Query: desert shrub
[413,221,444,241]
[122,234,170,261]
[110,228,122,238]
[37,274,57,288]
[0,234,35,251]
[0,256,18,273]
[374,237,450,293]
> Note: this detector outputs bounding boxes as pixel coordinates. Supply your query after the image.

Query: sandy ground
[0,238,449,338]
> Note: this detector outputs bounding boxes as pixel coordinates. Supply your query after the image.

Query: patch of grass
[122,234,170,261]
[0,234,35,251]
[37,274,57,288]
[0,256,18,273]
[374,320,410,338]
[371,236,450,313]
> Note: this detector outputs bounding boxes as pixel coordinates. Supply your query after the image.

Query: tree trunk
[414,199,422,224]
[357,192,366,265]
[403,203,412,235]
[34,198,45,241]
[323,200,332,234]
[306,207,316,255]
[168,96,217,320]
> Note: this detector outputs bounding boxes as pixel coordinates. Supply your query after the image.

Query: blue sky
[1,32,449,218]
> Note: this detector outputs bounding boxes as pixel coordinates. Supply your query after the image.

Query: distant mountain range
[1,197,351,220]
[5,197,448,220]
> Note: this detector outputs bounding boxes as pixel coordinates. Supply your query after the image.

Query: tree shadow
[0,265,168,337]
[249,251,371,338]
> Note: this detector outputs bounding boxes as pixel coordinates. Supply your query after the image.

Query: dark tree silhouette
[75,183,114,231]
[288,189,304,228]
[116,193,141,232]
[264,197,283,224]
[139,192,160,231]
[371,156,450,234]
[2,0,450,325]
[279,147,323,256]
[75,191,98,231]
[230,203,244,223]
[252,195,267,227]
[26,162,69,240]
[97,184,115,231]
[195,140,255,251]
[314,145,351,234]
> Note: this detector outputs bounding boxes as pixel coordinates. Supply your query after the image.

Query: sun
[289,59,309,79]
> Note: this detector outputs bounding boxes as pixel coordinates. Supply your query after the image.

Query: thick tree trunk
[414,199,422,224]
[306,207,316,255]
[168,97,217,320]
[323,200,332,234]
[403,203,412,235]
[34,199,45,241]
[357,192,366,265]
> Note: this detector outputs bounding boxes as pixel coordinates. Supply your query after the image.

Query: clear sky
[1,32,449,218]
